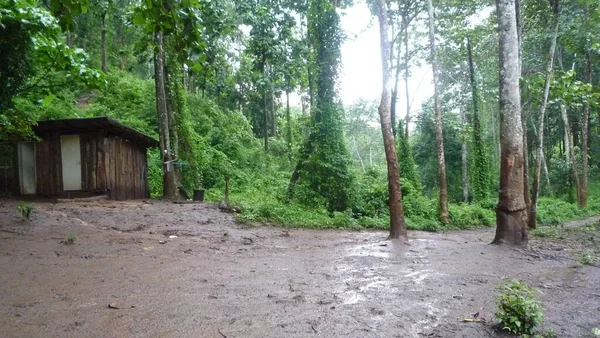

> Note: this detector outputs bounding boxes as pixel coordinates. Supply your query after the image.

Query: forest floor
[0,199,599,338]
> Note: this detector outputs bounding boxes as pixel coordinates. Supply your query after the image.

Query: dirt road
[0,200,598,337]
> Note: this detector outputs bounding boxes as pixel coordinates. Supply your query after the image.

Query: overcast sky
[338,0,433,121]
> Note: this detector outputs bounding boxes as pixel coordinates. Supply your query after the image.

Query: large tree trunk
[427,0,450,224]
[153,29,178,200]
[493,0,528,245]
[376,0,408,241]
[529,0,559,229]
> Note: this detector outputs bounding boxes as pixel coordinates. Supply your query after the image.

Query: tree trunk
[529,0,559,229]
[560,104,582,204]
[580,3,590,208]
[353,138,366,173]
[153,29,178,200]
[263,89,269,153]
[460,105,469,203]
[286,90,293,161]
[270,70,276,137]
[66,31,73,48]
[100,10,107,73]
[493,0,528,245]
[427,0,450,224]
[404,19,410,139]
[376,0,408,241]
[391,30,402,137]
[467,35,490,202]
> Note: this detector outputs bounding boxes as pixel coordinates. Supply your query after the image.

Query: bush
[16,202,34,221]
[495,279,544,336]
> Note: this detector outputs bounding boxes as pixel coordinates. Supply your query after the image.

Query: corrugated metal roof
[33,117,159,148]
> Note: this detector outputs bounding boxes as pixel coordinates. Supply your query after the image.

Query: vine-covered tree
[288,0,353,212]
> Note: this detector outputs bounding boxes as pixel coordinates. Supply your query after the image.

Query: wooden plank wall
[90,133,149,200]
[31,131,150,200]
[35,133,63,197]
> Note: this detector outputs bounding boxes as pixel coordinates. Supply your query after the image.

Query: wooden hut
[5,117,158,200]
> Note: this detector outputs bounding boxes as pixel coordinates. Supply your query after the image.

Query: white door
[18,142,36,195]
[61,135,82,191]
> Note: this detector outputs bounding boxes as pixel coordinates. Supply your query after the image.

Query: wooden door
[61,135,82,191]
[18,142,36,195]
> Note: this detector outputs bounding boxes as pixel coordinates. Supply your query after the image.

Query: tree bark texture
[153,29,178,200]
[427,0,450,224]
[493,0,528,245]
[529,0,559,229]
[377,0,408,241]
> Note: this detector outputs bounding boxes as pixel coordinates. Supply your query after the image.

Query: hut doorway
[18,142,36,195]
[60,135,82,191]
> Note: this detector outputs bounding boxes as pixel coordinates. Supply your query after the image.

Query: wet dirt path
[0,200,598,337]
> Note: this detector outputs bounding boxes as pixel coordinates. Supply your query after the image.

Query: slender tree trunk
[353,138,366,173]
[427,0,450,224]
[562,106,570,163]
[493,0,528,245]
[100,10,107,73]
[390,48,401,136]
[286,90,293,161]
[460,105,469,203]
[376,0,408,241]
[270,71,276,137]
[153,29,178,200]
[263,88,269,153]
[580,3,591,208]
[560,104,582,203]
[66,31,73,48]
[404,20,410,139]
[529,0,559,229]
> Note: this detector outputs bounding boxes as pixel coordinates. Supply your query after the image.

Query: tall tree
[288,0,353,212]
[427,0,449,224]
[467,35,491,203]
[529,0,559,229]
[493,0,528,245]
[376,0,408,240]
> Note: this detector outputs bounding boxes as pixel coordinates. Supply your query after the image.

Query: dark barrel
[193,189,205,202]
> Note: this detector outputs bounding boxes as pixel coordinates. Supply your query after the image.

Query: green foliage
[66,233,76,244]
[289,0,353,212]
[397,119,422,194]
[16,202,34,221]
[495,279,544,336]
[578,251,595,265]
[469,107,491,202]
[0,0,102,140]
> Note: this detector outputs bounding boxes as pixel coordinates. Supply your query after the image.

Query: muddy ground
[0,200,598,338]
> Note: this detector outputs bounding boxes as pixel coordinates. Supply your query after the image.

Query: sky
[338,0,433,122]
